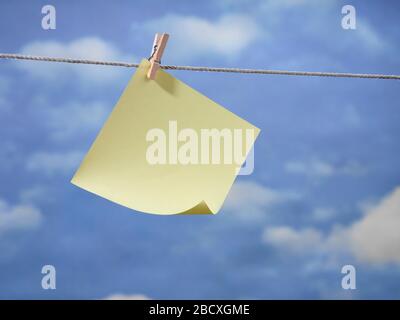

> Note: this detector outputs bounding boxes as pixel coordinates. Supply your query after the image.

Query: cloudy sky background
[0,0,399,299]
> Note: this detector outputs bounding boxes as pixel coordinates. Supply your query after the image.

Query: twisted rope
[1,53,400,80]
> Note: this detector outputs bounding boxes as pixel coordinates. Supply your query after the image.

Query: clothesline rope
[1,53,400,80]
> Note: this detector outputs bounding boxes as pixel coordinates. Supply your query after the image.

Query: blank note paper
[71,59,260,215]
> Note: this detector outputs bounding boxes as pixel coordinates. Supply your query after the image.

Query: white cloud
[259,2,386,53]
[19,185,51,204]
[348,187,400,264]
[44,101,108,141]
[356,19,387,52]
[103,293,151,300]
[285,159,367,178]
[26,150,83,176]
[260,0,334,11]
[262,186,400,265]
[312,207,336,222]
[18,37,131,85]
[262,223,348,261]
[285,159,335,177]
[220,0,335,12]
[262,226,323,253]
[0,198,42,236]
[223,181,299,220]
[136,14,262,62]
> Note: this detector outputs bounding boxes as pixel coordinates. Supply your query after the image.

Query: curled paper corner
[70,175,218,215]
[179,200,214,215]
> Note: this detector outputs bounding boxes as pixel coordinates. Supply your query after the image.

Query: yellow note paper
[71,59,260,215]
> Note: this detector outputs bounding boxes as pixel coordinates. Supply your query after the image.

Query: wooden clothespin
[147,33,169,80]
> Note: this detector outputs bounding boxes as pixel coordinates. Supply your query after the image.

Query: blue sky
[0,0,400,299]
